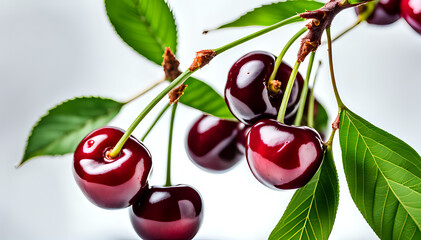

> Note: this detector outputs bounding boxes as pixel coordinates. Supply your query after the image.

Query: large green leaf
[105,0,177,65]
[19,97,124,166]
[214,0,324,29]
[180,77,236,121]
[269,147,339,240]
[339,109,421,239]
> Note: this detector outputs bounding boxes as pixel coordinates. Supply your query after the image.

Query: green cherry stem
[294,51,316,126]
[124,78,167,104]
[108,69,194,158]
[326,28,346,109]
[213,15,303,55]
[165,103,178,187]
[307,60,322,128]
[277,61,301,123]
[269,27,307,82]
[141,103,171,142]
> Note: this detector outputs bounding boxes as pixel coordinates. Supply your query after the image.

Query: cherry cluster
[356,0,421,34]
[187,51,324,190]
[73,127,203,240]
[72,49,325,239]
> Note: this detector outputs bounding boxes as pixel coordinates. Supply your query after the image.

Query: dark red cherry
[246,119,324,190]
[130,185,203,240]
[186,115,243,172]
[224,51,304,125]
[356,0,401,25]
[73,127,152,209]
[401,0,421,34]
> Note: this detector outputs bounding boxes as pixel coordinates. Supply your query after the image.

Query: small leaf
[269,147,339,240]
[20,97,124,166]
[105,0,177,65]
[339,109,421,239]
[179,77,236,121]
[214,0,324,30]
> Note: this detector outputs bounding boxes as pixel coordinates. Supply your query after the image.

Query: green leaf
[339,109,421,239]
[20,97,124,166]
[214,0,324,29]
[269,147,339,240]
[179,77,236,121]
[105,0,177,65]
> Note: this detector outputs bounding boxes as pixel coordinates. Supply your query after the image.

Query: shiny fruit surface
[73,126,152,209]
[401,0,421,34]
[246,119,324,190]
[224,51,303,125]
[186,115,243,172]
[130,185,203,240]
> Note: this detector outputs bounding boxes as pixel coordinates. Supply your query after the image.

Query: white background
[1,0,420,239]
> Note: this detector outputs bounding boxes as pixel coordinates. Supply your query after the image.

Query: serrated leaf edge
[19,96,123,167]
[104,0,178,65]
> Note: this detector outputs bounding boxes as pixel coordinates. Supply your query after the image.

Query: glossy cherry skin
[73,127,152,209]
[186,115,243,172]
[224,51,304,125]
[246,119,324,190]
[356,0,401,25]
[401,0,421,34]
[130,185,203,240]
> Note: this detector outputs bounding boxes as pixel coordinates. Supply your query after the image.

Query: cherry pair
[223,51,325,190]
[73,127,202,240]
[356,0,421,35]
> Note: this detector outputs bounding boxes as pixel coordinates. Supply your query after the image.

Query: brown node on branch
[332,113,340,130]
[162,47,182,81]
[169,84,188,104]
[297,0,368,62]
[189,49,216,72]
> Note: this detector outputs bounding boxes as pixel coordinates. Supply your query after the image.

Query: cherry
[246,119,324,190]
[186,114,243,172]
[224,51,304,125]
[130,185,203,240]
[73,126,152,209]
[401,0,421,34]
[356,0,401,25]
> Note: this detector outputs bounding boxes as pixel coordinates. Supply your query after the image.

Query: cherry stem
[307,60,322,128]
[108,69,194,159]
[294,51,316,126]
[277,61,301,123]
[141,103,171,142]
[165,103,177,187]
[269,27,307,82]
[326,28,346,110]
[213,15,303,55]
[124,78,167,104]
